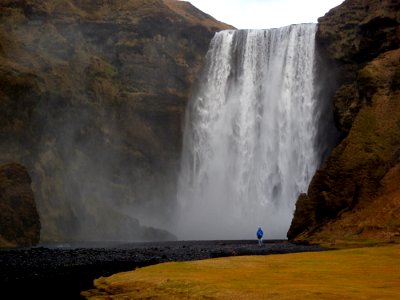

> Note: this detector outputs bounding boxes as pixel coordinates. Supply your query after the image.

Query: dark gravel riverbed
[0,240,327,299]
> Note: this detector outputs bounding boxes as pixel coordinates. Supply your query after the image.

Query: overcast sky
[184,0,344,29]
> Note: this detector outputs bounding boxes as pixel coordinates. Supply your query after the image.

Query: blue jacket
[257,228,263,239]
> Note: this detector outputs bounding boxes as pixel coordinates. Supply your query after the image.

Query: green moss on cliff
[0,0,232,242]
[289,0,400,244]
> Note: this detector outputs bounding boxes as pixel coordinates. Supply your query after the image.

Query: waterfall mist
[175,24,320,240]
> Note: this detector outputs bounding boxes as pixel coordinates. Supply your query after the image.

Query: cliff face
[0,163,40,247]
[0,0,232,242]
[288,0,400,244]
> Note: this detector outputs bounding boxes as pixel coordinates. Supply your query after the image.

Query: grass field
[82,244,400,299]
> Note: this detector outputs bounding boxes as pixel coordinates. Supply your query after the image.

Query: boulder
[0,163,40,247]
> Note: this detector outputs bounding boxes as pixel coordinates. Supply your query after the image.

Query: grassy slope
[82,244,400,299]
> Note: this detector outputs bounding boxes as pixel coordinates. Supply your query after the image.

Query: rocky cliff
[0,163,40,247]
[288,0,400,244]
[0,0,232,243]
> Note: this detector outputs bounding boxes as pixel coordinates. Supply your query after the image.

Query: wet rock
[0,240,327,299]
[289,0,400,243]
[0,163,40,247]
[0,0,232,242]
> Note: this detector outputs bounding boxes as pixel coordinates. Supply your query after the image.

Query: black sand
[0,240,327,299]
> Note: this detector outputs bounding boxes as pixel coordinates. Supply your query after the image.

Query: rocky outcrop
[0,163,40,247]
[0,0,232,242]
[288,0,400,244]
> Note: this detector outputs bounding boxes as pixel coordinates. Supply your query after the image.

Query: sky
[184,0,345,29]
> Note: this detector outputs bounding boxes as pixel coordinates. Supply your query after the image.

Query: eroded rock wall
[0,163,40,247]
[288,0,400,243]
[0,0,232,242]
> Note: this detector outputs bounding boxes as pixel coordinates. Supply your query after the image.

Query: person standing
[257,227,264,246]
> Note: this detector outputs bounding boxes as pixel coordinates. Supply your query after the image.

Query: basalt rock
[0,162,40,247]
[288,0,400,243]
[0,0,232,242]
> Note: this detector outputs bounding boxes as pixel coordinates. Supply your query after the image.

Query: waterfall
[176,24,319,240]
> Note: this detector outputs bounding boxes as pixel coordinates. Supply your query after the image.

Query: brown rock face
[0,0,232,242]
[288,0,400,243]
[0,163,40,247]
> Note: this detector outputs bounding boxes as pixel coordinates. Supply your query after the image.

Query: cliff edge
[288,0,400,245]
[0,0,232,243]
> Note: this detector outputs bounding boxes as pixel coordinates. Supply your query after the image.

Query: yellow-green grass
[82,244,400,299]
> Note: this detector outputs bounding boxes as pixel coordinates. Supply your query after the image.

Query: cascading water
[176,24,320,240]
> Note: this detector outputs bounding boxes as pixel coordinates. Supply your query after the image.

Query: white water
[175,24,319,240]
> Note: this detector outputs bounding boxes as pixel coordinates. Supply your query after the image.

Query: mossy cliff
[288,0,400,244]
[0,0,231,243]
